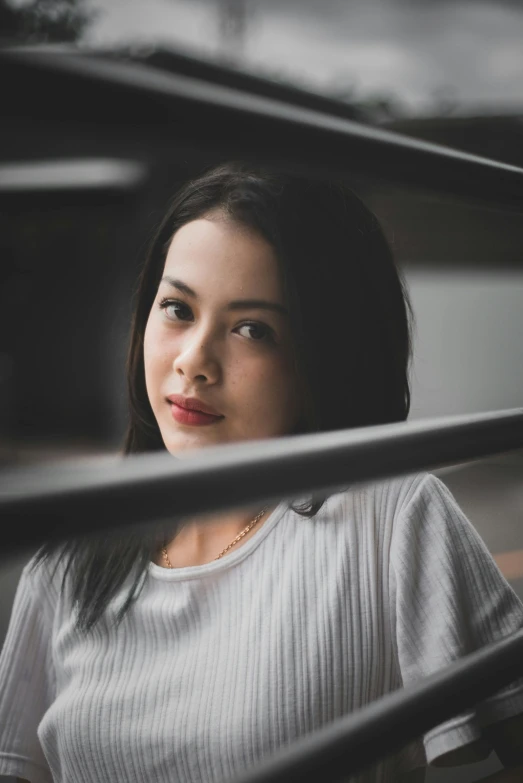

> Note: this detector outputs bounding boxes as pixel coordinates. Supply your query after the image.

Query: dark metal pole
[229,628,523,783]
[2,49,523,209]
[1,408,523,556]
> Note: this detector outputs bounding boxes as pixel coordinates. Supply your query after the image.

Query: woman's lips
[169,402,224,427]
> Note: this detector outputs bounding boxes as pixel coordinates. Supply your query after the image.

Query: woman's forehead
[163,217,284,299]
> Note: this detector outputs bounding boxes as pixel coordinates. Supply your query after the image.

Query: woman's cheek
[147,321,175,365]
[250,357,291,412]
[144,324,172,402]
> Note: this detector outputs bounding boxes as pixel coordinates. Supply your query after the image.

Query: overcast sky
[83,0,523,116]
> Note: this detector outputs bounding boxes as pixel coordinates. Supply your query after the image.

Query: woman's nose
[172,328,221,384]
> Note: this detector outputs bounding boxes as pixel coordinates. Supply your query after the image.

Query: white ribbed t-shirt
[1,472,523,783]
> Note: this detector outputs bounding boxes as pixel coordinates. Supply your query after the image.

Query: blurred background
[1,1,523,780]
[1,0,523,456]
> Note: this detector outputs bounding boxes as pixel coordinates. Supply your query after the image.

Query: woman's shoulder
[16,550,68,618]
[325,471,437,526]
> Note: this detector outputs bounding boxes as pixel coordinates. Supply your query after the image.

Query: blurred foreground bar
[1,408,523,556]
[231,627,523,783]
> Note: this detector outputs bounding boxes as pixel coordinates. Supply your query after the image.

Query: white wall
[406,269,523,419]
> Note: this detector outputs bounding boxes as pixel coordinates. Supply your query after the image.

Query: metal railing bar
[2,49,523,208]
[229,627,523,783]
[5,43,363,122]
[120,46,368,124]
[1,408,523,557]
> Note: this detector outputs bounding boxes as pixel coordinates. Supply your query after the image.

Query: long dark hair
[35,161,413,631]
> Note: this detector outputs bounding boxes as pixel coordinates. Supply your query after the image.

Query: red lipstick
[167,395,223,427]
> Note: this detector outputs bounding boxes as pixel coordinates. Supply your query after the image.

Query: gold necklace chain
[161,507,267,568]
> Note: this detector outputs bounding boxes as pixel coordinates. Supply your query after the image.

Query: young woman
[1,162,523,783]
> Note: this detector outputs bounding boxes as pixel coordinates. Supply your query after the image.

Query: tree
[0,0,95,44]
[217,0,250,65]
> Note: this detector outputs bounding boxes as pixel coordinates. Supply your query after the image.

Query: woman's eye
[236,322,274,342]
[158,299,192,322]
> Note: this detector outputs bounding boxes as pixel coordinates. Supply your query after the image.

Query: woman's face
[144,213,302,455]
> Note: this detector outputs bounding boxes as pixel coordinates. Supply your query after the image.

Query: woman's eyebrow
[161,277,196,298]
[161,276,288,316]
[227,300,288,316]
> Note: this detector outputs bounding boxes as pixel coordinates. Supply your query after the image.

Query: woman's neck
[158,506,273,568]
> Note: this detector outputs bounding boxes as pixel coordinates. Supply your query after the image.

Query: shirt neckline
[148,500,289,582]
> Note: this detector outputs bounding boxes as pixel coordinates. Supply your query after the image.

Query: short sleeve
[0,559,56,783]
[390,473,523,766]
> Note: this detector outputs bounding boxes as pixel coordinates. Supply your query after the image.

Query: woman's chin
[163,430,231,458]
